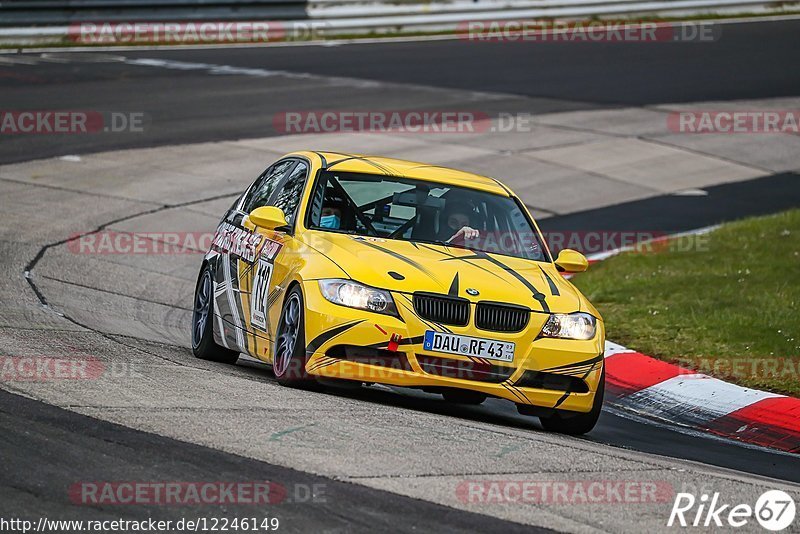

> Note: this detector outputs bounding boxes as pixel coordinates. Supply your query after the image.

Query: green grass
[572,209,800,396]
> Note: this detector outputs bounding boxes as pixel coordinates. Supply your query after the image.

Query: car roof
[289,151,510,196]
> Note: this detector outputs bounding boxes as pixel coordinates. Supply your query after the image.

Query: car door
[210,159,297,354]
[240,159,311,362]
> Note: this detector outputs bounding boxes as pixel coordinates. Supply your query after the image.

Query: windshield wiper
[413,238,462,249]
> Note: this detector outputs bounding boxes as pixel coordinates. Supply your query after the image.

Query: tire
[538,367,605,435]
[272,286,319,389]
[442,389,487,405]
[192,266,239,364]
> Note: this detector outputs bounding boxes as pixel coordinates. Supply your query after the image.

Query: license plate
[423,331,514,362]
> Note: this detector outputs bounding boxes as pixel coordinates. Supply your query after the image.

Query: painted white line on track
[121,56,515,99]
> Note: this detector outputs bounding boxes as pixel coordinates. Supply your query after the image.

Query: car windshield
[306,171,549,262]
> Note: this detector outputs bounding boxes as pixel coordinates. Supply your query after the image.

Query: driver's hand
[448,226,480,242]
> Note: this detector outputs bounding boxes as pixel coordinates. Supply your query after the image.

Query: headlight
[318,279,398,316]
[540,313,597,340]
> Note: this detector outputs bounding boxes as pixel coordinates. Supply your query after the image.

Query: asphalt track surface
[0,389,544,533]
[1,17,800,532]
[0,18,799,163]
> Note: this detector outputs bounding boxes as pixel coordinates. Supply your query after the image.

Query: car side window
[241,159,296,214]
[270,161,309,226]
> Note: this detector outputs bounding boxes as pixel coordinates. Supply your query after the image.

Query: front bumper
[301,281,604,412]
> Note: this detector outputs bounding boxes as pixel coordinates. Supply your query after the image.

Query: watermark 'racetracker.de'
[0,111,147,134]
[69,481,327,506]
[458,20,720,42]
[457,480,674,504]
[274,110,491,134]
[0,356,104,381]
[69,21,328,43]
[668,111,800,134]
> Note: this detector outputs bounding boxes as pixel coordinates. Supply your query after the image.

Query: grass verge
[572,209,800,396]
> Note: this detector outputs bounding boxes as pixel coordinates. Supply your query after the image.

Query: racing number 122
[251,257,273,330]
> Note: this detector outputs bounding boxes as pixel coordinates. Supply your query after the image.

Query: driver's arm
[447,226,480,243]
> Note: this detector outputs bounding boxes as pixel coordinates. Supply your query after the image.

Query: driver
[320,204,342,230]
[319,195,355,231]
[439,202,480,243]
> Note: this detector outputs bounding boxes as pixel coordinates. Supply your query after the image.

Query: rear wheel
[442,389,487,405]
[273,286,319,389]
[192,266,239,364]
[538,368,605,435]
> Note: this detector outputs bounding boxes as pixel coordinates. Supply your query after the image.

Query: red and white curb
[564,225,799,453]
[602,340,800,453]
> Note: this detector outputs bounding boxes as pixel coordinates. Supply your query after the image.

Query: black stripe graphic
[501,383,527,403]
[444,252,550,313]
[308,356,342,373]
[357,240,437,280]
[539,266,560,296]
[305,320,364,355]
[553,359,603,409]
[543,354,603,373]
[448,273,459,297]
[508,384,531,403]
[325,153,394,175]
[313,151,328,168]
[418,244,510,285]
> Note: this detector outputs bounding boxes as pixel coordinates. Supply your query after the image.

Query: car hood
[303,231,586,314]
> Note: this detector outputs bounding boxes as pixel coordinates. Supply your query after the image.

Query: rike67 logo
[668,490,796,531]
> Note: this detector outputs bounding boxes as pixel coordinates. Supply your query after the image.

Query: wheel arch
[195,257,224,348]
[275,277,305,340]
[284,278,303,302]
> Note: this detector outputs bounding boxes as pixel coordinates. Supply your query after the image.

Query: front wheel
[538,367,605,435]
[273,286,319,389]
[192,266,239,364]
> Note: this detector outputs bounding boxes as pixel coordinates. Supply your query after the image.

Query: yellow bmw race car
[192,151,605,434]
